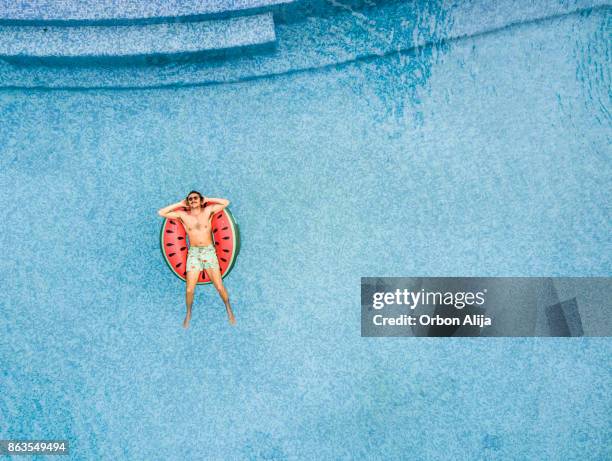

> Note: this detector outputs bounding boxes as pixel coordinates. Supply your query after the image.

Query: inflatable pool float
[160,207,240,284]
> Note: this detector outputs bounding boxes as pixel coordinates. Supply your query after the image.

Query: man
[158,191,236,328]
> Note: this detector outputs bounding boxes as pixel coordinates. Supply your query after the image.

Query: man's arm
[158,200,187,219]
[205,197,230,214]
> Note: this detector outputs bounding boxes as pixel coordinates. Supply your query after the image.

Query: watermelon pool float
[160,207,240,284]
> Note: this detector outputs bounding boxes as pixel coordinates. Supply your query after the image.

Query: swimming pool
[1,1,610,459]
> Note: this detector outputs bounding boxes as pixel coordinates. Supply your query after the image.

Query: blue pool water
[1,1,610,459]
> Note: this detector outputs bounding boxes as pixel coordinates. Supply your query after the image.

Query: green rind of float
[222,208,241,279]
[159,208,241,285]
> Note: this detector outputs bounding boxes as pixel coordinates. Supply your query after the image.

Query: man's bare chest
[182,213,212,232]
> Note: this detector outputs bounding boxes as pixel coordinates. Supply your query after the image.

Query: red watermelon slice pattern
[160,207,240,284]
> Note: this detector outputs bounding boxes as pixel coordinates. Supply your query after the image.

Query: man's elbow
[157,210,166,217]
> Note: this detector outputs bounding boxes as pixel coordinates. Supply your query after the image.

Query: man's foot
[183,315,191,329]
[228,313,236,326]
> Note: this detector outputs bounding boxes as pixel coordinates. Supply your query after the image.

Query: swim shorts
[186,244,220,272]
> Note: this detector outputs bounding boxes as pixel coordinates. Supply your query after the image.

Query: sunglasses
[187,196,200,202]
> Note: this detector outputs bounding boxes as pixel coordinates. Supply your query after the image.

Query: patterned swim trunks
[186,244,220,272]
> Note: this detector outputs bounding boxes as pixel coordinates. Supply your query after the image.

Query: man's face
[187,194,201,208]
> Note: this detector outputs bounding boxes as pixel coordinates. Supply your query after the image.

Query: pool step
[1,0,606,88]
[0,13,276,61]
[0,0,293,24]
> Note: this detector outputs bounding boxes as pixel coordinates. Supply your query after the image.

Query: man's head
[185,190,205,210]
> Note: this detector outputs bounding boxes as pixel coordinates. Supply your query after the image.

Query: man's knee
[186,285,196,295]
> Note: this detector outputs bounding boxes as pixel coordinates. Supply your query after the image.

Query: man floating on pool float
[158,191,236,328]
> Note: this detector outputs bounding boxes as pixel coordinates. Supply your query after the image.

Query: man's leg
[184,271,200,329]
[205,267,235,325]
